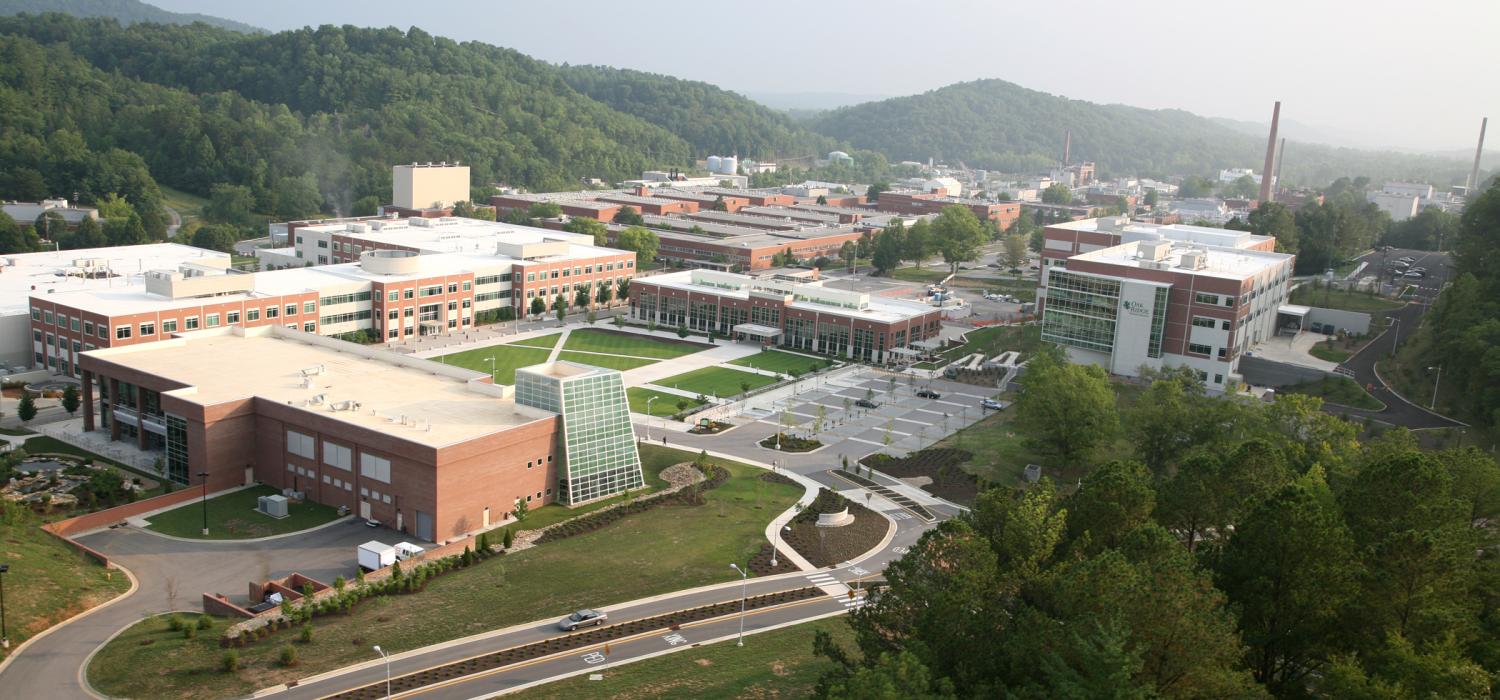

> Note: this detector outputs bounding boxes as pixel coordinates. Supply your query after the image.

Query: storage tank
[707,155,722,174]
[721,155,738,175]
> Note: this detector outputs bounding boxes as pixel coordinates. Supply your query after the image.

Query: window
[360,453,391,483]
[30,307,40,321]
[84,320,94,335]
[304,301,316,314]
[70,317,80,331]
[462,281,471,291]
[317,240,328,248]
[246,309,260,321]
[303,321,316,333]
[526,273,535,282]
[1191,316,1217,329]
[323,442,352,470]
[44,311,53,325]
[96,324,107,339]
[266,306,279,319]
[1214,374,1224,384]
[115,325,131,340]
[287,430,316,458]
[140,322,156,336]
[1220,319,1231,330]
[403,289,414,299]
[1187,343,1213,355]
[388,291,399,302]
[447,283,457,293]
[227,311,241,324]
[185,316,199,330]
[206,313,220,328]
[285,304,297,317]
[1193,292,1219,305]
[162,319,178,333]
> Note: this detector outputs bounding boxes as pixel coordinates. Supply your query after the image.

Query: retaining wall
[42,488,203,538]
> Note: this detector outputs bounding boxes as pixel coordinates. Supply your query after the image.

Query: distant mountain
[808,79,1479,186]
[747,91,895,111]
[0,0,262,33]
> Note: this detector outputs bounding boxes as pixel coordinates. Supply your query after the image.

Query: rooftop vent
[1179,250,1208,271]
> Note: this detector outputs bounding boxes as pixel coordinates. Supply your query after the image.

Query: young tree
[562,216,609,246]
[594,283,613,307]
[904,219,932,269]
[511,497,529,522]
[865,181,889,203]
[553,294,568,323]
[61,385,81,415]
[932,205,986,275]
[1002,234,1028,269]
[528,296,545,318]
[574,287,591,310]
[1013,353,1119,465]
[616,226,659,268]
[871,221,904,274]
[17,392,37,422]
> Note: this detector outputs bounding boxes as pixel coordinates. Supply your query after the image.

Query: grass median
[563,328,707,359]
[86,444,800,698]
[730,350,833,375]
[556,351,658,371]
[144,484,343,539]
[652,366,780,398]
[433,345,552,384]
[627,387,704,417]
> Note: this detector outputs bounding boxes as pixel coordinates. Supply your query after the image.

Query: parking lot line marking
[912,408,944,416]
[933,399,967,408]
[845,437,884,446]
[893,417,926,426]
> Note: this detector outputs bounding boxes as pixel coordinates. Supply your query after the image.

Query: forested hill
[808,79,1476,186]
[557,65,834,160]
[0,0,262,33]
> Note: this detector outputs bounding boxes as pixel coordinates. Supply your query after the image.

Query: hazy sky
[155,0,1499,153]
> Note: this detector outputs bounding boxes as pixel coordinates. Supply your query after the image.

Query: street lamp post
[197,471,210,536]
[769,524,791,568]
[483,356,496,384]
[645,397,657,441]
[0,562,9,649]
[729,562,748,646]
[1391,317,1401,354]
[1428,365,1442,410]
[373,645,391,699]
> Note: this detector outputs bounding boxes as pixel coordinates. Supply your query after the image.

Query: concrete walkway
[544,328,572,363]
[618,342,762,387]
[1249,331,1339,372]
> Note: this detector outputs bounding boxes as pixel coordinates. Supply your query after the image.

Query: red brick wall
[43,487,205,537]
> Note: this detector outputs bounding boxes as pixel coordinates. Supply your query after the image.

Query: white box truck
[358,541,396,571]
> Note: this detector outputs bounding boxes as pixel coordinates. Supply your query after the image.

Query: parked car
[981,398,1004,410]
[855,398,879,409]
[558,609,608,631]
[916,389,942,399]
[1404,271,1425,278]
[1007,267,1023,274]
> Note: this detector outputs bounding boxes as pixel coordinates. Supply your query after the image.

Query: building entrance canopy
[733,323,783,337]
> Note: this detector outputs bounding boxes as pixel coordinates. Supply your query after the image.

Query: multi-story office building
[875,190,1021,228]
[77,325,644,539]
[1037,217,1295,389]
[628,269,943,363]
[29,220,635,377]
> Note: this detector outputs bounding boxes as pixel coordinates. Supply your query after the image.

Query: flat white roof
[298,218,621,264]
[641,270,935,324]
[1073,240,1291,281]
[1050,217,1274,250]
[1,243,230,316]
[83,326,553,448]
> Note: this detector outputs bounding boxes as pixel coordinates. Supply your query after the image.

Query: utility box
[358,541,396,571]
[257,494,289,518]
[1023,464,1043,484]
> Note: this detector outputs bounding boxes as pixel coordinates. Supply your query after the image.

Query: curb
[128,514,357,545]
[0,557,139,683]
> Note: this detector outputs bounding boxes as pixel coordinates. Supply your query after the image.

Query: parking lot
[744,370,1002,457]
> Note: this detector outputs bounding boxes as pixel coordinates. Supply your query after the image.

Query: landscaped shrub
[182,625,196,640]
[300,625,314,644]
[503,528,514,549]
[196,615,212,630]
[221,650,239,673]
[334,575,345,591]
[279,644,298,667]
[759,433,822,452]
[166,615,184,632]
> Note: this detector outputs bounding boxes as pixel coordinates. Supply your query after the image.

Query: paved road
[1329,248,1464,430]
[0,518,406,700]
[264,471,938,700]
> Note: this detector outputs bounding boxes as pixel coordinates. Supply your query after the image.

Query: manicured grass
[512,617,854,700]
[145,485,343,539]
[1308,339,1353,363]
[628,387,705,417]
[0,426,36,436]
[730,350,833,375]
[0,507,131,663]
[653,366,780,398]
[1289,285,1405,313]
[434,345,553,384]
[1281,375,1384,411]
[940,324,1044,363]
[889,266,948,283]
[556,351,658,371]
[86,445,800,699]
[951,276,1039,302]
[563,329,707,359]
[509,333,562,349]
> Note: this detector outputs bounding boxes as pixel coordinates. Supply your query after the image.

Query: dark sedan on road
[855,398,879,409]
[916,389,942,399]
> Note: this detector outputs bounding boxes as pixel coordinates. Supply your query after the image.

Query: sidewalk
[1248,331,1338,372]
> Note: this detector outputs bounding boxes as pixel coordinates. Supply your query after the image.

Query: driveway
[0,519,405,699]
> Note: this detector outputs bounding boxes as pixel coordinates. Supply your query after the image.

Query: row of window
[522,260,631,283]
[288,430,390,483]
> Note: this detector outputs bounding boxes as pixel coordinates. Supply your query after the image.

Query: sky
[154,0,1500,153]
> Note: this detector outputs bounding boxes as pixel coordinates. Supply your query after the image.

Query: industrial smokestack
[1063,130,1071,167]
[1469,117,1488,195]
[1273,137,1285,196]
[1259,102,1281,203]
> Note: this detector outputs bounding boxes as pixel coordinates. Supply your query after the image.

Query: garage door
[415,510,434,542]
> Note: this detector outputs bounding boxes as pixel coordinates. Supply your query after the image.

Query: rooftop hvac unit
[257,494,289,518]
[1179,250,1208,270]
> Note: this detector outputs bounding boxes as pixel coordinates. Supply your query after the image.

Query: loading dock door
[416,510,434,542]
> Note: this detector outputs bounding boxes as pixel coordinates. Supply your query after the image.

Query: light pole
[484,356,496,383]
[645,396,657,441]
[770,525,791,568]
[1428,365,1442,410]
[729,562,748,646]
[373,645,391,699]
[1390,317,1400,354]
[0,562,9,649]
[197,471,210,536]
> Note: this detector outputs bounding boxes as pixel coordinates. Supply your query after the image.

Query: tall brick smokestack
[1469,117,1488,195]
[1259,102,1280,203]
[1274,137,1285,191]
[1063,130,1071,167]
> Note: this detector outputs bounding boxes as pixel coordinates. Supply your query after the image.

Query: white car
[558,609,608,631]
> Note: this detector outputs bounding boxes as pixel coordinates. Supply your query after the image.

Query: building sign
[1121,300,1150,317]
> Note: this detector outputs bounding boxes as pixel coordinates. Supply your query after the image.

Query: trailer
[358,541,396,571]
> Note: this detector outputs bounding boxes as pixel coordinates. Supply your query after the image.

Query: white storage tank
[707,155,722,173]
[721,155,738,174]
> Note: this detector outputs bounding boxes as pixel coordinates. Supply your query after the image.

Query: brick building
[875,191,1021,228]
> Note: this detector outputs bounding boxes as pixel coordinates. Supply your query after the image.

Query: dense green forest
[0,0,261,33]
[814,358,1500,698]
[809,80,1480,187]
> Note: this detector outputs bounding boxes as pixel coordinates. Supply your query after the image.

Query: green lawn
[556,351,658,371]
[513,617,854,700]
[563,329,707,359]
[1308,339,1353,363]
[0,506,131,663]
[628,387,705,417]
[1289,285,1405,314]
[653,366,780,398]
[730,350,833,375]
[145,485,343,539]
[509,333,562,349]
[86,445,800,699]
[889,266,949,283]
[940,324,1044,363]
[433,345,553,384]
[1280,376,1384,411]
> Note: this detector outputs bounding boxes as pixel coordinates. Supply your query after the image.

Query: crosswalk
[805,571,867,610]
